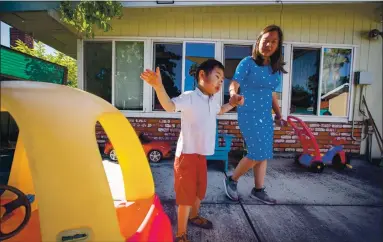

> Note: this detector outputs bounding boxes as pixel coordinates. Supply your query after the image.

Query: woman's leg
[253,160,267,189]
[224,156,255,200]
[231,156,255,181]
[251,160,276,204]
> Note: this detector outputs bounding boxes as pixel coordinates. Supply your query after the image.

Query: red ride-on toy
[286,115,352,173]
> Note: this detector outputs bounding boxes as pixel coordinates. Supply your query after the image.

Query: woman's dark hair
[252,25,287,74]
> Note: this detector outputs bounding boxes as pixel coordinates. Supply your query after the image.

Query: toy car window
[0,111,18,185]
[139,133,151,144]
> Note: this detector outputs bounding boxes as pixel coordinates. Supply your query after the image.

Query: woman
[223,25,287,204]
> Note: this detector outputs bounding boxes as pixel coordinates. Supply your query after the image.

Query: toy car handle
[0,185,32,241]
[287,116,313,137]
[287,115,321,158]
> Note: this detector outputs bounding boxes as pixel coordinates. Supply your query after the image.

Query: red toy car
[287,115,352,173]
[104,133,172,163]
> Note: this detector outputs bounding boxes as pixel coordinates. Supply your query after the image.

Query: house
[1,0,382,160]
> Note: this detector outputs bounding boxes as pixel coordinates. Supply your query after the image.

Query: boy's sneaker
[175,233,190,242]
[224,176,239,201]
[188,215,213,229]
[250,187,277,205]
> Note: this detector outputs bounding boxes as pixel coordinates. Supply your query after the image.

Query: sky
[1,21,56,55]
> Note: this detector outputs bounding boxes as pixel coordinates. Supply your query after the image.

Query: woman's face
[258,30,279,57]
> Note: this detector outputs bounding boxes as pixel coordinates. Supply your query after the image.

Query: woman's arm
[272,92,281,119]
[229,80,240,97]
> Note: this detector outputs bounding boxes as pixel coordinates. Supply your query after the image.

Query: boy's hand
[140,67,163,90]
[229,94,244,107]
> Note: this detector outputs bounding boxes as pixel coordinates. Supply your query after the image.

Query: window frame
[114,40,147,111]
[82,39,113,103]
[82,38,151,114]
[151,40,184,113]
[287,43,356,123]
[79,37,357,123]
[221,42,253,114]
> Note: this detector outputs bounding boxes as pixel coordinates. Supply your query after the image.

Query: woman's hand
[274,114,287,127]
[140,67,163,90]
[229,94,245,107]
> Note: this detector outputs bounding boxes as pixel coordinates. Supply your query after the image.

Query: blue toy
[206,121,234,172]
[287,115,352,173]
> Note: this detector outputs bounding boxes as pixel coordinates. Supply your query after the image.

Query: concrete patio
[103,157,383,242]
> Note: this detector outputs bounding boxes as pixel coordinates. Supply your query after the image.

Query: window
[223,44,284,114]
[84,42,112,102]
[274,46,285,113]
[223,44,252,112]
[83,41,146,111]
[290,47,321,115]
[82,39,354,121]
[320,48,352,117]
[153,43,183,111]
[0,112,19,185]
[115,41,144,110]
[290,47,353,117]
[184,42,215,91]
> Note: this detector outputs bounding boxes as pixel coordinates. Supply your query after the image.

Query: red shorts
[174,154,207,206]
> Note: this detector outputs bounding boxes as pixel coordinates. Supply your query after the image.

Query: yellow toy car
[0,81,173,242]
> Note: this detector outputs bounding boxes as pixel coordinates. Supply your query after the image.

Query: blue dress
[233,56,282,161]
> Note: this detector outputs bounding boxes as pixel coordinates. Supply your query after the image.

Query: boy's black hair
[194,59,225,83]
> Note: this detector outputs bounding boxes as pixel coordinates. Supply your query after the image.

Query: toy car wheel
[345,152,352,165]
[148,150,162,163]
[309,161,324,173]
[332,153,352,170]
[294,154,301,164]
[332,154,345,170]
[109,149,118,162]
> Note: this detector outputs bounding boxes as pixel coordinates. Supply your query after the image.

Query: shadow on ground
[103,156,383,242]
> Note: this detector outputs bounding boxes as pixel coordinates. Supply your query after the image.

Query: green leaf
[11,39,78,87]
[59,0,123,38]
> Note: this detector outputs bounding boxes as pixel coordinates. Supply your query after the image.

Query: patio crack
[224,172,262,242]
[238,199,262,242]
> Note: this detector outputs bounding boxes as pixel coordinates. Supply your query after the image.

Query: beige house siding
[89,3,382,157]
[330,93,349,117]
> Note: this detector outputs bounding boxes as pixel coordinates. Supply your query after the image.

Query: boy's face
[199,67,224,95]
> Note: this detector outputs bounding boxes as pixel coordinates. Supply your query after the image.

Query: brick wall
[10,28,34,49]
[96,118,364,155]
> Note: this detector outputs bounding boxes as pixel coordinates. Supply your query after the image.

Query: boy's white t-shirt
[171,88,221,157]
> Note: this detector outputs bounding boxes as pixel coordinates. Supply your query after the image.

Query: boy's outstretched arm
[218,103,234,115]
[153,85,176,112]
[140,67,175,112]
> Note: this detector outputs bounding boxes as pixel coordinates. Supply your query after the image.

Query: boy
[140,59,242,242]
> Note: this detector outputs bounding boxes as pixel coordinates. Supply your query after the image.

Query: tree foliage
[12,40,78,88]
[59,0,123,38]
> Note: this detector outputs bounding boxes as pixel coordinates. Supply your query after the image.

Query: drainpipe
[351,85,367,142]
